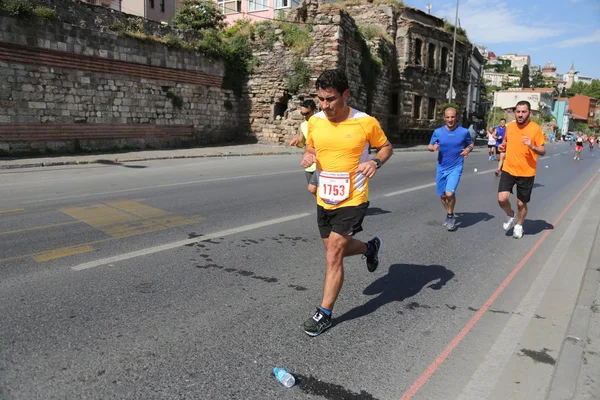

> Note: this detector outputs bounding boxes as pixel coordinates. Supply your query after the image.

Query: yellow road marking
[34,245,94,262]
[0,208,24,215]
[0,200,205,264]
[0,221,82,236]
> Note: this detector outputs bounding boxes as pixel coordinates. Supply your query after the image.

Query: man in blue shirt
[494,118,507,176]
[428,107,474,231]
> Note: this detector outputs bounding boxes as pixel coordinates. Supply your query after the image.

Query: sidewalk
[0,143,432,170]
[547,219,600,400]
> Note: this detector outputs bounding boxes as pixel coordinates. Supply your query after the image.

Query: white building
[483,70,504,87]
[493,88,557,117]
[500,54,530,72]
[466,47,485,126]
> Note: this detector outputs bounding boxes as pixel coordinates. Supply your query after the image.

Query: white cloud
[435,0,564,44]
[555,29,600,47]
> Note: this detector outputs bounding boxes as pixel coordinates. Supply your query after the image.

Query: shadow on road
[366,207,392,216]
[525,219,554,235]
[97,160,147,168]
[455,212,494,229]
[335,263,455,325]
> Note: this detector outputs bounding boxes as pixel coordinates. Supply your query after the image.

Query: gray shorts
[304,170,319,186]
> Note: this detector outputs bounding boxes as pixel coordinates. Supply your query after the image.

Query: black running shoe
[366,237,382,272]
[303,308,332,337]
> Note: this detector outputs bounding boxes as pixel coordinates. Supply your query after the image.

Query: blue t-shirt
[495,126,506,147]
[429,125,472,172]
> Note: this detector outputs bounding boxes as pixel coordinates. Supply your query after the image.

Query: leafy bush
[163,33,184,49]
[174,0,225,31]
[2,0,33,17]
[33,6,56,19]
[286,59,311,94]
[278,22,313,53]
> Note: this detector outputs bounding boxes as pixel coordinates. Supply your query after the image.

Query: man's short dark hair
[300,99,316,109]
[515,100,531,110]
[500,118,506,122]
[315,69,349,95]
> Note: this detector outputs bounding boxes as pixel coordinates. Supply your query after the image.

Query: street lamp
[426,3,432,14]
[447,0,459,104]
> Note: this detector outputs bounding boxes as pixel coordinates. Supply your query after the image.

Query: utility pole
[447,0,459,104]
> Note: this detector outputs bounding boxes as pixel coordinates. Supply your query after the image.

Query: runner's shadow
[532,183,545,189]
[455,212,494,229]
[524,219,554,235]
[366,207,392,216]
[334,263,455,325]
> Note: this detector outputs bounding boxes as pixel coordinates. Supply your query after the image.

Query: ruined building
[248,0,472,144]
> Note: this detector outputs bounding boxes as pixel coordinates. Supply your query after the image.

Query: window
[159,0,164,12]
[149,0,154,8]
[275,0,290,8]
[390,93,399,116]
[441,47,448,72]
[413,95,422,119]
[249,0,268,11]
[428,43,436,69]
[218,0,241,13]
[428,98,436,119]
[415,39,423,66]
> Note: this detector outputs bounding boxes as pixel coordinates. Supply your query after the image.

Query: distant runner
[290,99,318,195]
[494,118,507,176]
[574,131,584,160]
[487,126,496,160]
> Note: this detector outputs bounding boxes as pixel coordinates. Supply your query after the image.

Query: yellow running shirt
[306,108,388,210]
[300,121,316,173]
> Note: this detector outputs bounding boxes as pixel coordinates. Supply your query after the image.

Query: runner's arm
[372,140,393,166]
[290,127,305,147]
[301,145,316,168]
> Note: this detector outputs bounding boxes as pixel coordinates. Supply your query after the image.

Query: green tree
[531,71,546,88]
[565,80,600,99]
[520,64,530,88]
[174,0,225,31]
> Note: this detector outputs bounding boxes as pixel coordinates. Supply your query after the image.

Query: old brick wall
[0,0,247,155]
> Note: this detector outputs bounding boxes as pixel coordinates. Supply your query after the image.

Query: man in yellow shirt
[290,99,318,195]
[300,69,393,336]
[497,101,546,239]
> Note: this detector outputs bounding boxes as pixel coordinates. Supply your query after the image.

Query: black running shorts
[316,202,369,239]
[498,171,535,203]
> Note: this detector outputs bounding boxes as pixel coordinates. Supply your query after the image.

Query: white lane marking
[476,168,497,175]
[553,153,560,157]
[384,182,436,197]
[72,213,311,271]
[456,178,600,400]
[23,170,299,204]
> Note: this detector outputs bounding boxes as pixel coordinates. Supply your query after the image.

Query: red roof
[488,51,497,59]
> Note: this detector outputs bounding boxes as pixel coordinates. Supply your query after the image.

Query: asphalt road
[0,142,598,400]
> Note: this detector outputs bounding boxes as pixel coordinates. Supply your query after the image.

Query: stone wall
[0,0,248,154]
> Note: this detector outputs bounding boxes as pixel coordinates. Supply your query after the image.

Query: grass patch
[443,21,470,44]
[33,6,56,19]
[278,21,313,53]
[592,301,599,314]
[2,0,33,17]
[356,22,392,43]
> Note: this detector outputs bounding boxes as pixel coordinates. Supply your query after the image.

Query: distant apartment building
[500,53,530,72]
[483,70,504,87]
[493,88,557,117]
[119,0,178,22]
[569,94,598,128]
[215,0,300,24]
[81,0,122,10]
[552,98,572,135]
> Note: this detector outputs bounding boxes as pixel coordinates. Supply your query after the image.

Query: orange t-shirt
[502,121,545,177]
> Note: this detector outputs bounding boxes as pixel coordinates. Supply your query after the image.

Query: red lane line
[400,171,599,400]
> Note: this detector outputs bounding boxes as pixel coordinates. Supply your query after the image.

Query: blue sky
[403,0,600,78]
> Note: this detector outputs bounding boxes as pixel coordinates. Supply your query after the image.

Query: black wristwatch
[371,158,382,169]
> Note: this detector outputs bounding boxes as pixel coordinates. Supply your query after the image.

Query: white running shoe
[574,156,577,160]
[513,224,523,239]
[503,215,515,231]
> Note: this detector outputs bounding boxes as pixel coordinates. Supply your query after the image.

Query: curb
[547,218,600,400]
[0,146,446,170]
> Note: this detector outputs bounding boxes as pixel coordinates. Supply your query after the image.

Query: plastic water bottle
[273,367,295,388]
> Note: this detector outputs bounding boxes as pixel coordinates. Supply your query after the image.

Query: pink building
[216,0,300,24]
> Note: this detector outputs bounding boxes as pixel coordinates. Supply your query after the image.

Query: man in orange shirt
[497,101,546,239]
